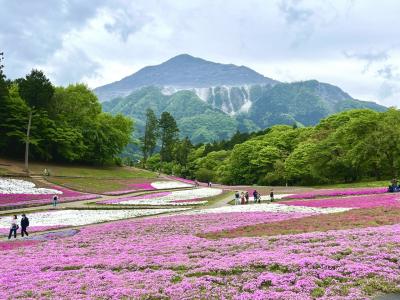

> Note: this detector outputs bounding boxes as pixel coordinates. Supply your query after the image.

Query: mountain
[98,54,387,144]
[103,87,246,144]
[94,54,277,102]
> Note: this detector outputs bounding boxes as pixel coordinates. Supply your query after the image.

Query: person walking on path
[245,191,249,204]
[52,195,59,207]
[241,192,245,205]
[235,191,240,205]
[8,215,18,240]
[270,190,274,202]
[253,190,258,203]
[20,214,29,237]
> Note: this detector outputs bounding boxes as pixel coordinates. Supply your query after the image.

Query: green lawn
[314,180,388,189]
[46,177,162,194]
[29,163,156,179]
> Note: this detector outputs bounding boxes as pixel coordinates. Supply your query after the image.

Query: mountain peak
[94,54,277,102]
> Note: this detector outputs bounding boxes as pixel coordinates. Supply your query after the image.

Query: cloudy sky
[1,0,399,106]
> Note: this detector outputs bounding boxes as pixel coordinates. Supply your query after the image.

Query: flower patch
[284,193,400,209]
[0,178,98,207]
[283,187,387,200]
[0,208,189,229]
[99,188,222,206]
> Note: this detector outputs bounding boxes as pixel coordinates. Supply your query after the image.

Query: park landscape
[2,1,400,299]
[1,159,400,300]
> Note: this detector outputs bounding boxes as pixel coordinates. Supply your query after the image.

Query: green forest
[144,108,400,186]
[0,54,133,165]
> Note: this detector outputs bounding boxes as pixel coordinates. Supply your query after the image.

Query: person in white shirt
[8,215,18,239]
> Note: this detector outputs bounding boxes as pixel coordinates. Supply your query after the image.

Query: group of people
[8,214,30,239]
[234,190,274,205]
[388,178,400,193]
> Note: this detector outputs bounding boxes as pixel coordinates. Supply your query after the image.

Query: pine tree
[141,108,158,165]
[159,112,179,162]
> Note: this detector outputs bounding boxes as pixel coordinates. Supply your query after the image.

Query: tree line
[144,108,400,186]
[0,53,133,165]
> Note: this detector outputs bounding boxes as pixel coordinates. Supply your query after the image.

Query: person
[52,195,59,207]
[257,192,262,203]
[270,190,274,202]
[8,215,18,239]
[253,190,259,203]
[43,168,50,176]
[20,214,29,237]
[208,181,212,188]
[235,191,240,205]
[245,191,249,204]
[194,179,199,187]
[241,192,245,205]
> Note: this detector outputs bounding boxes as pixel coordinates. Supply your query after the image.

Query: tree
[19,70,54,109]
[18,70,54,172]
[174,137,193,168]
[141,108,158,165]
[159,112,179,162]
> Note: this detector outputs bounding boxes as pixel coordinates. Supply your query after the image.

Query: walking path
[0,175,314,241]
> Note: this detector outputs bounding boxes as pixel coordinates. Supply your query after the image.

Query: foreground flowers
[1,211,400,299]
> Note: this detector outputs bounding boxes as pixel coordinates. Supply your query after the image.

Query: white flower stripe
[118,188,223,206]
[151,181,193,189]
[0,178,62,195]
[0,208,188,228]
[184,203,352,215]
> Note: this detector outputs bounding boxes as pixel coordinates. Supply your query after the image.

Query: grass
[30,164,156,179]
[46,177,160,194]
[0,158,157,179]
[200,207,400,239]
[313,180,388,189]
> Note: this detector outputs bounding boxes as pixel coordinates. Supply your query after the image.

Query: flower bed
[0,178,61,195]
[101,181,193,195]
[1,211,400,299]
[151,181,193,189]
[283,187,387,200]
[0,178,98,207]
[284,193,400,209]
[185,203,351,215]
[0,208,188,229]
[0,240,40,251]
[99,188,222,206]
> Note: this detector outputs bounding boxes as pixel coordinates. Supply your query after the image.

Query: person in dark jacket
[244,191,249,204]
[270,190,274,202]
[20,214,29,237]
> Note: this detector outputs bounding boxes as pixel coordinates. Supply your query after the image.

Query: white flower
[184,203,351,215]
[0,208,188,228]
[117,188,223,206]
[0,178,62,195]
[151,181,193,189]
